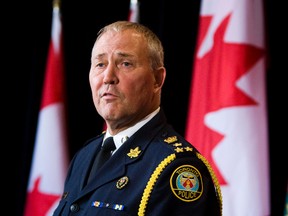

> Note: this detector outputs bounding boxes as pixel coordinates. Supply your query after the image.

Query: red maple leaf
[186,14,265,185]
[24,176,60,216]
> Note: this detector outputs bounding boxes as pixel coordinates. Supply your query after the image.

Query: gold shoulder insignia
[164,136,178,143]
[174,147,184,153]
[184,146,193,151]
[173,143,182,147]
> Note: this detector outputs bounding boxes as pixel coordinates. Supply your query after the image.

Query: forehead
[92,30,147,56]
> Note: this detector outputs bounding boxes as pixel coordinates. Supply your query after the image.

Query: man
[53,20,222,215]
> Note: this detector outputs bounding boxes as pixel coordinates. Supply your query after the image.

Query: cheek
[126,79,154,99]
[89,73,102,91]
[89,82,103,105]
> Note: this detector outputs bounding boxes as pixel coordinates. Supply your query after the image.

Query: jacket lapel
[77,109,167,198]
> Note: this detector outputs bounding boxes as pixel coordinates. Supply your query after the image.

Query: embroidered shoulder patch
[170,165,203,202]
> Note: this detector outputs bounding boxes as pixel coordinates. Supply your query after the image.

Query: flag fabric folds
[128,0,140,22]
[185,0,269,215]
[24,1,69,215]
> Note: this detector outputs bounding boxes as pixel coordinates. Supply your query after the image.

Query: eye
[96,62,105,68]
[122,61,132,67]
[119,61,135,70]
[117,60,135,72]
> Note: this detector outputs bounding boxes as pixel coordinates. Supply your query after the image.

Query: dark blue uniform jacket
[53,109,222,216]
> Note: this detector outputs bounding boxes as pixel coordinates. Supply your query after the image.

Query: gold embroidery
[127,147,141,158]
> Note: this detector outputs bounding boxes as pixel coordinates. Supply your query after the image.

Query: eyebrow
[115,51,134,58]
[92,51,135,60]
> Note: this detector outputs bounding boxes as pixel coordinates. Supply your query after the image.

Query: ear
[154,67,166,90]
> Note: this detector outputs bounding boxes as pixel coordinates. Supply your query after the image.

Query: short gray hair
[96,21,164,70]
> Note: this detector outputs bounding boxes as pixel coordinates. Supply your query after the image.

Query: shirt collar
[105,107,160,150]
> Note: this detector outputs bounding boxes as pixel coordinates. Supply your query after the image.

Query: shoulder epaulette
[138,135,222,216]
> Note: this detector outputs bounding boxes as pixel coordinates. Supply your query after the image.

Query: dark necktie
[87,137,116,183]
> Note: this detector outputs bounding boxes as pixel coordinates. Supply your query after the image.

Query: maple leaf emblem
[127,147,141,158]
[186,14,264,185]
[24,176,60,216]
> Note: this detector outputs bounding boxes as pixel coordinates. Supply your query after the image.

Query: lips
[101,91,117,100]
[99,86,119,99]
[102,91,113,96]
[102,92,111,96]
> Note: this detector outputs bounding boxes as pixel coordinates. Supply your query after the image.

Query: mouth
[101,91,117,100]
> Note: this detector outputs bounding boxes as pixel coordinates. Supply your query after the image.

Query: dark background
[5,0,287,215]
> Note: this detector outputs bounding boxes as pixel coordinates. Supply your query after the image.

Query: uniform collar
[105,107,160,150]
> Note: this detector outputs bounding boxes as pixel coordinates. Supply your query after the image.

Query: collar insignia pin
[127,147,141,158]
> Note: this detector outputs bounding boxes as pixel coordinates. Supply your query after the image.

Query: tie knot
[102,137,116,152]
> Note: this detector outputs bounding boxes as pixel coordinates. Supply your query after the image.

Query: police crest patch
[170,165,203,202]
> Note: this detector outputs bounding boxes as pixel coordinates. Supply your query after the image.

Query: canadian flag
[24,1,69,216]
[128,0,140,22]
[185,0,270,215]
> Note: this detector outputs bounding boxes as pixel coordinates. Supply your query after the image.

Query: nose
[103,63,118,85]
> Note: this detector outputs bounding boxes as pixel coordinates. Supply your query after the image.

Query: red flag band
[24,1,69,215]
